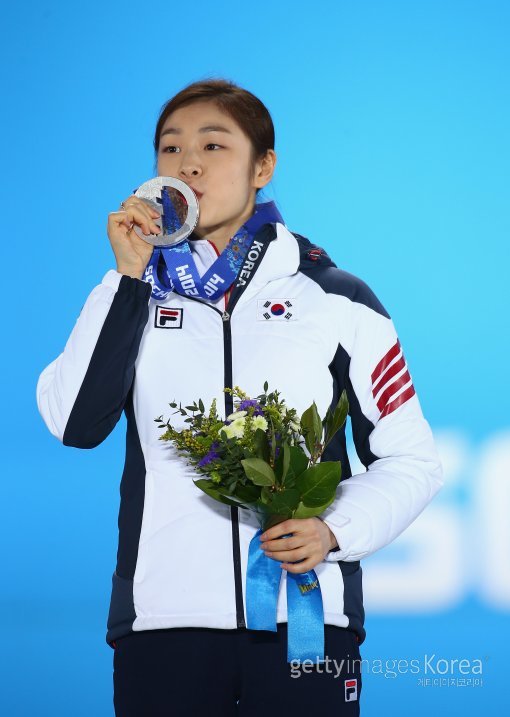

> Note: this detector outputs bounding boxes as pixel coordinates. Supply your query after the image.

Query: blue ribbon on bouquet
[246,528,325,664]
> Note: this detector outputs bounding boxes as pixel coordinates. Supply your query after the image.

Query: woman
[36,78,443,716]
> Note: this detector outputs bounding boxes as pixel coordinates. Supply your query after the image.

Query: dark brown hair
[153,78,275,191]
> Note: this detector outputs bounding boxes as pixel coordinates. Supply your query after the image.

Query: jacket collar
[246,222,300,290]
[189,222,300,300]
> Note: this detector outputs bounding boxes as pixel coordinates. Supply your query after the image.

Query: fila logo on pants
[344,678,358,702]
[155,306,183,329]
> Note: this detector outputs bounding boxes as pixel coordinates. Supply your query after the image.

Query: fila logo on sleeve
[257,299,298,321]
[371,339,416,417]
[155,306,183,329]
[344,678,358,701]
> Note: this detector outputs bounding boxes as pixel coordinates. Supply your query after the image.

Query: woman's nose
[180,166,201,178]
[179,155,202,180]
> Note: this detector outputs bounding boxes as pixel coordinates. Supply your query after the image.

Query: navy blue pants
[113,623,362,716]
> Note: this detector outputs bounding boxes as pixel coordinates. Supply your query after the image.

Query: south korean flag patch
[257,299,297,321]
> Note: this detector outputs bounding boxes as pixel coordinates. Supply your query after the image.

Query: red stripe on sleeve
[372,354,406,396]
[371,340,401,385]
[376,369,412,412]
[380,384,416,418]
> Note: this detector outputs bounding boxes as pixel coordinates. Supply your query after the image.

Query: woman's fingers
[108,209,134,231]
[109,210,159,237]
[126,196,162,222]
[262,535,303,551]
[281,558,317,573]
[265,544,309,560]
[107,196,161,277]
[117,200,161,235]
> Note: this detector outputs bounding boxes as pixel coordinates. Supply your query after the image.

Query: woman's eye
[161,144,221,153]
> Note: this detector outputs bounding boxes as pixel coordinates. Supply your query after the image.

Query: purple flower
[198,441,220,467]
[238,399,264,416]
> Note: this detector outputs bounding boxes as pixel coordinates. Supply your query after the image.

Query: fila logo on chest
[155,306,183,329]
[257,299,298,321]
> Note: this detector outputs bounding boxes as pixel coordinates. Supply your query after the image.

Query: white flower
[221,417,246,439]
[226,410,247,421]
[289,419,301,432]
[251,416,268,432]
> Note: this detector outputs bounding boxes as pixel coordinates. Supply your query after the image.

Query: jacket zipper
[205,239,245,627]
[173,291,246,628]
[179,230,275,628]
[221,307,246,627]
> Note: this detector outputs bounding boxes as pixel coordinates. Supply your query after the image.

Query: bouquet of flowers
[155,382,348,532]
[155,382,349,664]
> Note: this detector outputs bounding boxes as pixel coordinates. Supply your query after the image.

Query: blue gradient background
[2,0,508,714]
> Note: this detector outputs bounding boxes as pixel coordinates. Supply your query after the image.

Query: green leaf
[260,486,272,505]
[193,479,246,508]
[198,398,205,413]
[280,442,290,483]
[293,497,336,519]
[241,457,276,486]
[283,472,297,489]
[300,401,323,455]
[252,506,289,532]
[252,427,270,462]
[267,488,300,515]
[286,445,309,483]
[273,440,291,484]
[323,390,349,451]
[269,416,277,463]
[295,462,342,507]
[235,484,261,504]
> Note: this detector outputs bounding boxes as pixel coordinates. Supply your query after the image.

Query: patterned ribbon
[143,200,284,301]
[246,529,325,664]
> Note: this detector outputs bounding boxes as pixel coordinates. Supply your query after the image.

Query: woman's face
[156,100,274,240]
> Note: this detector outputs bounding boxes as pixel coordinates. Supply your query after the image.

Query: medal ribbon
[143,200,284,301]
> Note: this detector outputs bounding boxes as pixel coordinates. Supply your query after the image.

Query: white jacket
[36,221,443,647]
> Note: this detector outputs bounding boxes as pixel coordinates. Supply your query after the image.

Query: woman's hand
[259,517,339,573]
[107,196,161,279]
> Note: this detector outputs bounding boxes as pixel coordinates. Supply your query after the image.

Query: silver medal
[133,176,199,247]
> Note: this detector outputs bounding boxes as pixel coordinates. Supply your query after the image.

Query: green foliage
[296,462,342,507]
[241,458,276,486]
[156,384,349,531]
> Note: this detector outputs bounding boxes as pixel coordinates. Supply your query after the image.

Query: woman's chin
[195,215,224,235]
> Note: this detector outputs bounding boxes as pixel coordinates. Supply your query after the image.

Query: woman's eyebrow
[161,125,233,137]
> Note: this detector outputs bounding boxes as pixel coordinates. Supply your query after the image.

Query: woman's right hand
[107,196,161,279]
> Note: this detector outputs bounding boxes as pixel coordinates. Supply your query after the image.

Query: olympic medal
[133,176,199,247]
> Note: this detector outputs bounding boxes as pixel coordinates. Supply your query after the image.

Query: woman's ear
[253,150,277,190]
